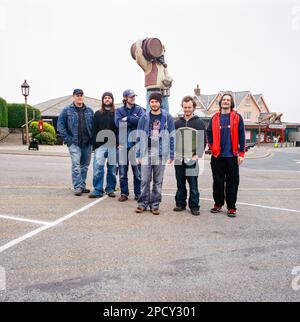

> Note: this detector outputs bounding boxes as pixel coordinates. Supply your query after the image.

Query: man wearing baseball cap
[114,89,145,202]
[58,89,94,196]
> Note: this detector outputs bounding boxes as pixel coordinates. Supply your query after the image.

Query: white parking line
[0,214,52,226]
[0,196,108,254]
[162,193,300,213]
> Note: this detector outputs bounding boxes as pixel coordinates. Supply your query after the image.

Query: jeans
[210,156,240,210]
[68,144,92,192]
[175,160,200,210]
[138,151,166,209]
[146,89,169,113]
[118,147,141,197]
[92,146,117,195]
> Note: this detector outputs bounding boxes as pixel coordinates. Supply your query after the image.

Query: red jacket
[208,111,246,158]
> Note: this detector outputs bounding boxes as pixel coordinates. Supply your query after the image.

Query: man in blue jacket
[57,89,94,196]
[114,89,145,202]
[136,92,175,215]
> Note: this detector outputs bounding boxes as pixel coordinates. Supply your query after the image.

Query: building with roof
[176,85,300,144]
[34,95,122,130]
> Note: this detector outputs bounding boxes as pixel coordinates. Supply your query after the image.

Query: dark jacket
[92,110,118,150]
[114,104,145,148]
[175,115,207,155]
[57,103,94,147]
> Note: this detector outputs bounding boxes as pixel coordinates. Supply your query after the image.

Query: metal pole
[25,96,29,145]
[258,123,261,148]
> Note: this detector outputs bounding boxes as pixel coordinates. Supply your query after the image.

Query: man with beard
[89,92,118,198]
[207,93,246,218]
[135,92,175,215]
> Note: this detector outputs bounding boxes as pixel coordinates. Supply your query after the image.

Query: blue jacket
[114,104,145,148]
[136,110,175,160]
[57,103,94,147]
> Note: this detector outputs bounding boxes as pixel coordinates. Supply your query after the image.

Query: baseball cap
[123,89,137,98]
[73,89,84,95]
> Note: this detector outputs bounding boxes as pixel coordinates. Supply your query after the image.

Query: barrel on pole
[131,38,164,61]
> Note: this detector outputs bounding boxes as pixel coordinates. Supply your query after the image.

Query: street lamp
[21,80,30,145]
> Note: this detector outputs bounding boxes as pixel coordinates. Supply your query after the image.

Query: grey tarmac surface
[0,149,300,301]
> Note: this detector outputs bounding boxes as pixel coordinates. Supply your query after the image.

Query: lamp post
[21,80,30,145]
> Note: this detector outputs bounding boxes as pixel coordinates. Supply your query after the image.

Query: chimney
[194,84,201,96]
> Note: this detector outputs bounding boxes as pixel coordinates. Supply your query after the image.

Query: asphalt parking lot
[0,149,300,301]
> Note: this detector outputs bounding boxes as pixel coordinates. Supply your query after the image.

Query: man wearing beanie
[115,89,145,202]
[135,92,175,215]
[89,92,118,198]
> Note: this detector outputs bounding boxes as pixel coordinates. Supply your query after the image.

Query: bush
[0,97,8,127]
[7,103,41,128]
[29,121,57,145]
[35,132,57,145]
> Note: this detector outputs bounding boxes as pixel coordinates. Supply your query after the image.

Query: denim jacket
[136,110,175,160]
[57,103,94,147]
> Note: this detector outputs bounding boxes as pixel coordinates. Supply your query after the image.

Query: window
[244,112,252,120]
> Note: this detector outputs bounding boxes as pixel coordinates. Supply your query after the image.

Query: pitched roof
[35,96,122,116]
[194,90,263,111]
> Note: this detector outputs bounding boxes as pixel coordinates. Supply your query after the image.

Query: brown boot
[118,195,128,202]
[135,207,145,214]
[151,208,160,215]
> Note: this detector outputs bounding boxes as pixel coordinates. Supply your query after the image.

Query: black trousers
[175,161,200,210]
[210,156,240,210]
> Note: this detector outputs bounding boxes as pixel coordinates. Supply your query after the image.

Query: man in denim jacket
[58,89,94,196]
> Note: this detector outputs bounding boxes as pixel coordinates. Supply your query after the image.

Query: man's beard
[103,103,113,110]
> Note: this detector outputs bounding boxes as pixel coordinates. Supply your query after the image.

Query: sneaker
[210,205,222,213]
[191,208,200,216]
[135,207,145,214]
[81,188,90,194]
[118,195,128,202]
[88,192,103,198]
[151,208,160,215]
[107,192,116,198]
[74,190,82,196]
[173,206,186,212]
[227,209,237,218]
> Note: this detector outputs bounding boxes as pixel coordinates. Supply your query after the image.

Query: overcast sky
[0,0,299,122]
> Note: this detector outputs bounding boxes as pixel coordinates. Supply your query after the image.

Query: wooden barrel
[130,43,137,60]
[131,38,163,61]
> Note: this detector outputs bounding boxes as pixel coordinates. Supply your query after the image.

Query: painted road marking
[0,196,108,254]
[162,194,300,214]
[0,214,52,226]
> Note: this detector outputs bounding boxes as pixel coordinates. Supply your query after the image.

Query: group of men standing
[58,88,245,218]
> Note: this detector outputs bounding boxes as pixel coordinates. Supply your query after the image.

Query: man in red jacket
[207,93,246,217]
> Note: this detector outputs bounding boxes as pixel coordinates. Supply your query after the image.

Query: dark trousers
[175,161,200,210]
[211,156,239,210]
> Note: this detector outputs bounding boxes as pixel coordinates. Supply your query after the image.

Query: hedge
[7,103,41,128]
[29,121,57,145]
[0,97,8,127]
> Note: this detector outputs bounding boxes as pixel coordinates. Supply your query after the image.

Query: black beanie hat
[149,92,162,104]
[102,91,114,103]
